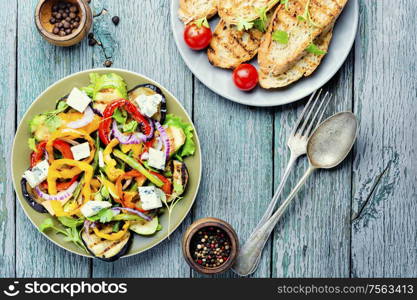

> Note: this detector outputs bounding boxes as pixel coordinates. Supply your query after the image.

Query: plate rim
[11,67,202,259]
[170,0,359,107]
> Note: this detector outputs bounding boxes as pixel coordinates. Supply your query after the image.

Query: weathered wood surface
[0,0,17,278]
[1,0,416,278]
[351,0,417,277]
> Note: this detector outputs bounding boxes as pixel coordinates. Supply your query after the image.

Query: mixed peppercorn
[191,226,232,268]
[49,2,81,36]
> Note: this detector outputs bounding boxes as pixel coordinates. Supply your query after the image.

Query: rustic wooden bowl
[35,0,92,47]
[182,217,239,275]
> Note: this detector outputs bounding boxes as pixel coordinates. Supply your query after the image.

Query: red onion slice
[111,121,146,144]
[155,122,170,159]
[35,181,78,201]
[111,207,152,221]
[67,106,94,129]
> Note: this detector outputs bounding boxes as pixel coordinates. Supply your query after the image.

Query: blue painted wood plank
[0,0,17,278]
[15,0,93,277]
[351,0,417,277]
[91,0,193,277]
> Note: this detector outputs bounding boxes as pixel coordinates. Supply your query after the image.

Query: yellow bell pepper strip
[98,175,120,201]
[93,221,130,240]
[113,149,164,187]
[120,144,142,160]
[46,128,96,164]
[50,200,71,217]
[103,139,125,181]
[58,112,101,134]
[47,159,94,204]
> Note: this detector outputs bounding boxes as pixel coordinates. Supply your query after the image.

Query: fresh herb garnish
[87,208,115,223]
[305,43,326,55]
[57,216,84,228]
[297,0,319,27]
[272,30,289,44]
[194,17,210,28]
[253,7,268,32]
[237,18,254,31]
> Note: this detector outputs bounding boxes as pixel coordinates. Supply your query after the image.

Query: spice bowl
[35,0,92,47]
[182,217,239,275]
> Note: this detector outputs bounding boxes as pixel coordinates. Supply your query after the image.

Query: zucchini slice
[130,217,159,236]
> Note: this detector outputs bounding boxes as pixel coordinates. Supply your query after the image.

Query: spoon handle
[232,166,316,276]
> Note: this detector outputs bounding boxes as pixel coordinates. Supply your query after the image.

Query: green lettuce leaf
[164,114,196,159]
[82,73,128,100]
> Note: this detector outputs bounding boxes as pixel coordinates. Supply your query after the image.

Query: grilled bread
[258,0,348,76]
[178,0,218,23]
[218,0,277,25]
[259,28,333,88]
[207,20,264,69]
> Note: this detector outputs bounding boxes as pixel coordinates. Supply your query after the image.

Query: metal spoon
[232,112,358,276]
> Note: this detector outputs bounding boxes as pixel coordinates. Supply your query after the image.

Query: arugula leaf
[112,108,127,124]
[28,138,37,151]
[194,17,210,28]
[164,114,196,158]
[39,218,56,232]
[123,120,138,133]
[57,216,84,228]
[237,18,254,31]
[305,43,326,55]
[272,30,289,44]
[87,208,115,223]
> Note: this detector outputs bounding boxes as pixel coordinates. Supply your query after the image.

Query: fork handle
[253,153,298,232]
[232,166,316,276]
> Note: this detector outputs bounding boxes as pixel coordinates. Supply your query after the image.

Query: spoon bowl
[308,112,358,168]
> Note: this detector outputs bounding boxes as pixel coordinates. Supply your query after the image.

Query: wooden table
[1,0,416,278]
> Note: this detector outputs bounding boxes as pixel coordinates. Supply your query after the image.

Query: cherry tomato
[232,64,259,91]
[184,23,212,50]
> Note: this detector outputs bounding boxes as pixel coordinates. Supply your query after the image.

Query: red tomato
[232,64,259,91]
[184,23,212,50]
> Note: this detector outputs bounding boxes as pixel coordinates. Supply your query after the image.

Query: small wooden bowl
[35,0,92,47]
[182,217,239,275]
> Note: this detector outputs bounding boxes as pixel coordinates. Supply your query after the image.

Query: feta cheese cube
[71,142,90,161]
[134,93,162,118]
[98,150,105,168]
[139,186,163,210]
[148,147,166,170]
[23,160,49,188]
[66,87,91,113]
[80,200,112,218]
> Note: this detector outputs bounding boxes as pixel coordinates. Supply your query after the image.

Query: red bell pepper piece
[99,99,152,145]
[150,171,172,196]
[30,141,47,168]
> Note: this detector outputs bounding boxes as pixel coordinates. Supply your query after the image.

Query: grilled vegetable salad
[23,73,195,261]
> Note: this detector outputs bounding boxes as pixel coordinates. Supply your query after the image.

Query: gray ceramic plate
[171,0,358,107]
[11,68,202,259]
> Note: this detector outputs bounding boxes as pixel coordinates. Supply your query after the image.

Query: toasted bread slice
[259,28,333,88]
[258,0,347,75]
[178,0,218,23]
[218,0,277,25]
[207,20,264,69]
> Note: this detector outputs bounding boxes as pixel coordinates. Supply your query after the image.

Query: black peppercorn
[104,60,113,67]
[112,16,120,26]
[88,38,97,46]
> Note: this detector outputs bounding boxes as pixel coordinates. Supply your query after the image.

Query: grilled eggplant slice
[168,160,189,202]
[21,178,48,213]
[82,225,132,262]
[128,84,167,124]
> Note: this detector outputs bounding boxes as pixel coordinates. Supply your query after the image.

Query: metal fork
[232,89,332,276]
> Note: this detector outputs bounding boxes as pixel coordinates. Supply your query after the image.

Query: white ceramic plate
[171,0,358,107]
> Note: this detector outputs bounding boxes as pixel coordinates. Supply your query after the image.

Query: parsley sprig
[305,43,327,55]
[297,0,319,27]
